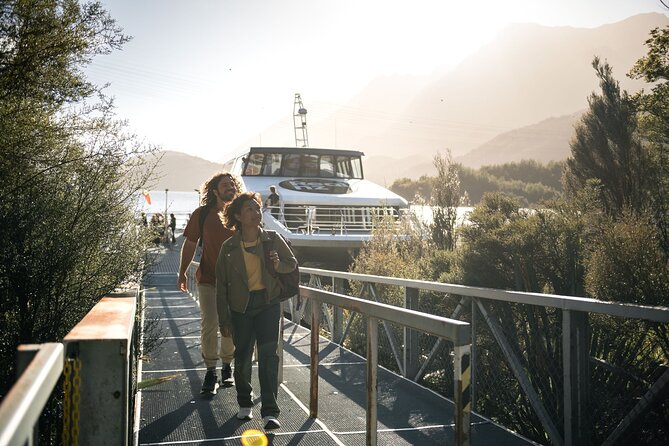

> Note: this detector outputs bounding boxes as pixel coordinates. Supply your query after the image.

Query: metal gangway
[2,237,668,445]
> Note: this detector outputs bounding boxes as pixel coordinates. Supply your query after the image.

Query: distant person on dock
[216,191,297,430]
[150,213,164,244]
[264,185,281,220]
[169,213,176,243]
[178,172,242,395]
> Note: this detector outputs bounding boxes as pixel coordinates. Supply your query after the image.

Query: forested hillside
[390,160,564,206]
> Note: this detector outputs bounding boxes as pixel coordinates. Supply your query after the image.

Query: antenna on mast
[293,93,308,148]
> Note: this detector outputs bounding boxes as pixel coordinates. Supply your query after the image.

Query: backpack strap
[262,230,278,276]
[197,205,211,247]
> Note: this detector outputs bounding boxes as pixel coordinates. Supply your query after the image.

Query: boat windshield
[243,152,364,179]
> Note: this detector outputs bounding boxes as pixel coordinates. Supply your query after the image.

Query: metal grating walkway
[137,237,536,445]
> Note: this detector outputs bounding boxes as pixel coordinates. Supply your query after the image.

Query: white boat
[223,146,409,262]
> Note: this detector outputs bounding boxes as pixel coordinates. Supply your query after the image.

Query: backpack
[262,231,299,301]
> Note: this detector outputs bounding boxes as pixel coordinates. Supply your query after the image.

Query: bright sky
[88,0,668,162]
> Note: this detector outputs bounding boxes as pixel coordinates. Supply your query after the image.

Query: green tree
[481,160,564,191]
[564,57,650,217]
[348,214,428,372]
[629,25,669,257]
[390,174,434,203]
[585,213,669,306]
[0,0,154,399]
[629,26,669,146]
[430,150,464,250]
[583,213,669,443]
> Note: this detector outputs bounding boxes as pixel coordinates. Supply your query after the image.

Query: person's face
[214,177,237,203]
[235,199,262,228]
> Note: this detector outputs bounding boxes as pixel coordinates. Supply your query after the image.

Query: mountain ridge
[154,13,668,188]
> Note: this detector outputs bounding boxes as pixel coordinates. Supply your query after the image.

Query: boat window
[320,155,335,177]
[350,157,363,178]
[282,154,301,176]
[333,156,363,179]
[301,154,319,177]
[222,158,235,173]
[336,158,350,178]
[234,157,245,174]
[240,151,364,178]
[262,153,283,175]
[244,153,264,175]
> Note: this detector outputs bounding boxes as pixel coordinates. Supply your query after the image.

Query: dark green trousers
[231,290,280,418]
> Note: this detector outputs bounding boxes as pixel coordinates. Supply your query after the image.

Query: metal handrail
[300,267,669,323]
[0,291,138,446]
[300,286,472,446]
[188,260,473,444]
[299,267,669,446]
[0,343,64,446]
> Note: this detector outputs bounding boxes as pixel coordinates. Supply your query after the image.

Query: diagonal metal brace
[476,299,564,446]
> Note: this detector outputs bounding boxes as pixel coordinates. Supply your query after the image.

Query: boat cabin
[223,147,365,179]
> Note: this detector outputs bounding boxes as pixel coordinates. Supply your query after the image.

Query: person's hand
[269,249,280,267]
[222,325,233,337]
[178,272,188,293]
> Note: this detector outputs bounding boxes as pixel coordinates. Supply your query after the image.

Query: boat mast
[293,93,309,148]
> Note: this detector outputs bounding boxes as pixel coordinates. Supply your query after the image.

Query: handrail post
[332,277,345,342]
[471,298,478,414]
[63,294,137,446]
[367,317,379,445]
[403,287,420,379]
[309,298,320,418]
[563,310,590,445]
[454,343,471,446]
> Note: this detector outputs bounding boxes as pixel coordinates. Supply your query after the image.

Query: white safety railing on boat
[277,204,404,235]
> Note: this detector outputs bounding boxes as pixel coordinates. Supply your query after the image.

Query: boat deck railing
[276,204,404,235]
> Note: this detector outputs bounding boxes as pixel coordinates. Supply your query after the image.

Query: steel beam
[404,287,420,379]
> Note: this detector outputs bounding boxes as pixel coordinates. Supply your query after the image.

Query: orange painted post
[63,294,137,446]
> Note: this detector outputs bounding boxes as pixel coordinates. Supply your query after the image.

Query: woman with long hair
[216,192,297,430]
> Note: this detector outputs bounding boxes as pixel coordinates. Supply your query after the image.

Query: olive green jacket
[216,229,297,329]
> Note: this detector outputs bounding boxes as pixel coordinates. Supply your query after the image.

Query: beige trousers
[198,283,235,368]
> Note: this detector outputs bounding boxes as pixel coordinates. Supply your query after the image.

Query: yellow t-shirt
[241,238,265,291]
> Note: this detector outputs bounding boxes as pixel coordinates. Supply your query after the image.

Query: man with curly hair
[178,172,242,395]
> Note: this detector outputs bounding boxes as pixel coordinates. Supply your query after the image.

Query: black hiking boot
[200,369,219,395]
[221,363,234,387]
